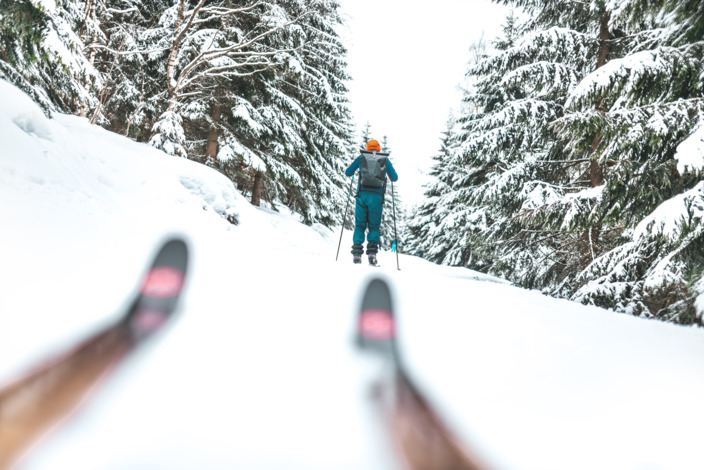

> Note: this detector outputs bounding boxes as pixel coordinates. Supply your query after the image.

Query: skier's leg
[351,196,367,256]
[365,193,383,255]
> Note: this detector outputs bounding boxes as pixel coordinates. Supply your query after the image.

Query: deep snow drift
[2,80,704,470]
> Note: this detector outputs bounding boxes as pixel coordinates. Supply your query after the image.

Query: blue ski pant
[353,192,383,245]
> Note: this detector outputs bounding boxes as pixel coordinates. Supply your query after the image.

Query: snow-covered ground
[2,79,704,470]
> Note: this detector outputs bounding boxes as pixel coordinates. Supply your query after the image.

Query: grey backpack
[359,150,389,188]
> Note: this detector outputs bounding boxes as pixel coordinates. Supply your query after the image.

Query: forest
[404,0,704,325]
[1,0,356,226]
[1,0,703,324]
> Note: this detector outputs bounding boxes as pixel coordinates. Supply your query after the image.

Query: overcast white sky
[337,1,509,207]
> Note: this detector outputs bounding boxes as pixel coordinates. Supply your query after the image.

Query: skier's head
[366,139,381,152]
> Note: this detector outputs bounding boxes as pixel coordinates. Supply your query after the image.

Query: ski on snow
[356,277,489,470]
[0,242,484,469]
[0,238,188,469]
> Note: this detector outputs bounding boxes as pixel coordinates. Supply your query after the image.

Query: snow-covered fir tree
[461,3,611,288]
[404,117,462,262]
[404,33,496,267]
[540,0,704,322]
[82,0,172,134]
[414,10,569,275]
[358,121,372,145]
[0,0,53,112]
[414,1,703,324]
[488,0,704,322]
[0,0,101,115]
[262,0,355,226]
[168,0,355,225]
[139,0,304,158]
[0,0,356,228]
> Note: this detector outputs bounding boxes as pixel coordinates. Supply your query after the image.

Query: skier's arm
[386,159,398,182]
[345,156,361,176]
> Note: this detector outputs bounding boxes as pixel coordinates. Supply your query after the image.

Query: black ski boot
[351,243,364,264]
[366,242,379,266]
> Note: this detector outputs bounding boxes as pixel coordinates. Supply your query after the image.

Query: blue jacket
[345,154,398,195]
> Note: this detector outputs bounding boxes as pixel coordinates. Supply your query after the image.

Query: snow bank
[0,79,239,381]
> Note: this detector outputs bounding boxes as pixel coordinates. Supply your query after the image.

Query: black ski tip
[356,277,396,355]
[124,237,189,338]
[152,238,188,272]
[361,278,393,312]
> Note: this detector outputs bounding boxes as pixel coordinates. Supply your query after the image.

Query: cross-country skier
[345,139,398,265]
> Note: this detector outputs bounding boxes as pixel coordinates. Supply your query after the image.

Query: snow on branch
[674,120,704,174]
[572,182,704,320]
[163,0,312,108]
[565,43,704,112]
[501,61,581,100]
[471,27,597,79]
[553,98,704,162]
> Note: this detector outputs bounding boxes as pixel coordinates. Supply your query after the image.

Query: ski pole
[336,175,355,261]
[391,181,400,270]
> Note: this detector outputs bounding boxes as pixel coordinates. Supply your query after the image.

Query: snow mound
[0,80,52,139]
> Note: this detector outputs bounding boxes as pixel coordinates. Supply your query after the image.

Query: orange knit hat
[366,139,381,151]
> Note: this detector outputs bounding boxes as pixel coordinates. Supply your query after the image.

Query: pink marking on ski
[140,266,184,298]
[132,308,168,333]
[359,308,395,340]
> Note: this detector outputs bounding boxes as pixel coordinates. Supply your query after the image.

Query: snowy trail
[4,216,495,470]
[2,80,704,470]
[9,196,704,470]
[6,200,415,469]
[17,211,704,470]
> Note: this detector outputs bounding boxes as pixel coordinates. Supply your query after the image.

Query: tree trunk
[165,0,187,101]
[597,12,611,70]
[581,11,611,263]
[589,145,604,187]
[251,171,263,206]
[205,97,221,167]
[588,10,611,188]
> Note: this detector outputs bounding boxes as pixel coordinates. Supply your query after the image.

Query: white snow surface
[2,79,704,470]
[675,120,704,174]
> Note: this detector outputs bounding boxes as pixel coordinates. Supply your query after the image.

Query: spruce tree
[0,0,101,115]
[540,0,704,322]
[84,0,171,135]
[474,0,704,323]
[207,0,355,225]
[271,0,355,225]
[426,9,581,278]
[405,118,463,263]
[0,0,53,112]
[0,0,356,229]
